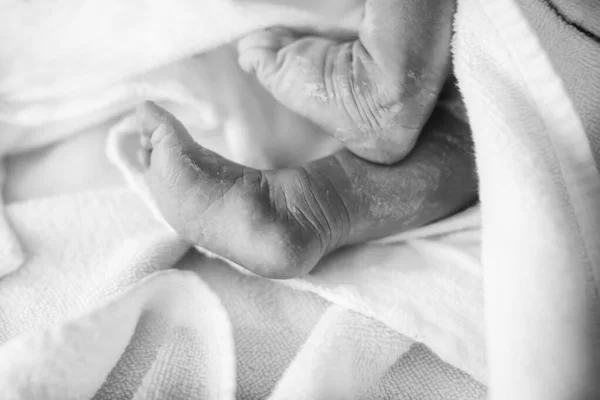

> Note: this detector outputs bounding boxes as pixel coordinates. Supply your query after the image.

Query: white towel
[105,54,488,383]
[454,0,600,398]
[0,189,485,399]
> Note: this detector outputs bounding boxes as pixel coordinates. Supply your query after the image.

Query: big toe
[237,27,297,76]
[136,101,204,201]
[136,101,195,149]
[237,28,335,111]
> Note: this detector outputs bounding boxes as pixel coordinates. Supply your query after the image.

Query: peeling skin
[237,0,456,165]
[304,83,328,102]
[304,100,477,246]
[137,97,476,279]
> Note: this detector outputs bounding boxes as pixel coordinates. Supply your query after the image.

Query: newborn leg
[138,96,476,279]
[138,101,326,278]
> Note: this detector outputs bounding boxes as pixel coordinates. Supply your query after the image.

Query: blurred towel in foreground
[454,0,600,398]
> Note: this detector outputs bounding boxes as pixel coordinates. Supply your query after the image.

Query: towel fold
[454,0,600,397]
[0,162,23,276]
[0,190,486,399]
[0,269,236,400]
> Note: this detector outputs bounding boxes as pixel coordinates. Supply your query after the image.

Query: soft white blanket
[0,0,598,398]
[455,0,600,398]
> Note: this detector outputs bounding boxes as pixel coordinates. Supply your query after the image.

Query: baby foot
[137,101,340,278]
[237,0,455,165]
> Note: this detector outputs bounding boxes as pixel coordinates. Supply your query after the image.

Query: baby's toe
[140,134,152,150]
[137,148,151,169]
[137,130,153,169]
[237,27,296,74]
[137,101,195,147]
[136,101,158,140]
[135,102,208,223]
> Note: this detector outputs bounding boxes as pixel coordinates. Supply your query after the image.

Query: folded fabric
[0,269,236,399]
[454,0,600,397]
[0,190,486,399]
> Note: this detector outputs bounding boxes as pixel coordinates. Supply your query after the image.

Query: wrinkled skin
[238,0,455,164]
[137,0,478,279]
